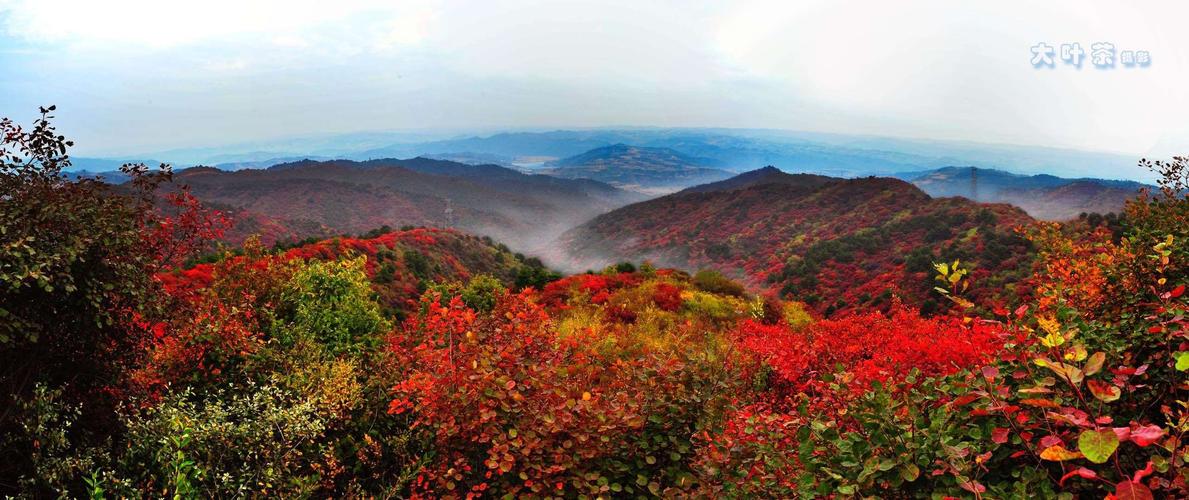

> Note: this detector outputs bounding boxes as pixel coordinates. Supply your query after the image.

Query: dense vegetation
[2,111,1186,498]
[562,173,1035,316]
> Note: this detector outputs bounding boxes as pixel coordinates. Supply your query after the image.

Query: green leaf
[1078,429,1119,464]
[900,464,920,482]
[1174,352,1189,372]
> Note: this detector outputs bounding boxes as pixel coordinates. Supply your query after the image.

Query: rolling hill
[896,166,1148,220]
[677,165,834,194]
[539,144,734,193]
[168,157,644,253]
[164,227,552,316]
[558,168,1036,315]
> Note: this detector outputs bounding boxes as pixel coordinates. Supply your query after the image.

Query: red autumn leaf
[1039,435,1063,448]
[1019,398,1060,408]
[981,365,999,380]
[1058,467,1097,487]
[1170,284,1185,298]
[1115,480,1154,500]
[1087,379,1121,402]
[958,480,986,494]
[1014,304,1029,318]
[1132,461,1155,483]
[991,427,1009,444]
[952,394,980,406]
[1129,425,1165,446]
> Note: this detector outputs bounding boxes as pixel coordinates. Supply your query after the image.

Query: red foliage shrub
[693,404,802,497]
[130,296,263,400]
[390,291,652,497]
[142,188,232,268]
[737,305,1006,398]
[651,282,683,311]
[538,272,642,307]
[160,228,526,314]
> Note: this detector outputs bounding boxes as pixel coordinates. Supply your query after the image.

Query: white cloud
[0,0,440,50]
[712,0,1189,155]
[0,0,1186,160]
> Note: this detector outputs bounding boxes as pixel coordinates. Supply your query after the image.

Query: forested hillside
[900,166,1148,220]
[2,111,1186,499]
[166,157,643,250]
[562,169,1035,315]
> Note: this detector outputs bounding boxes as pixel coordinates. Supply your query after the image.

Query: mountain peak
[680,166,835,194]
[541,144,733,192]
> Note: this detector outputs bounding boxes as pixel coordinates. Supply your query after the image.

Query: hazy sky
[1,0,1186,157]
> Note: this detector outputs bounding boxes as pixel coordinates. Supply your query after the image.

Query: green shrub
[692,270,746,297]
[275,257,390,355]
[459,274,506,312]
[109,384,326,497]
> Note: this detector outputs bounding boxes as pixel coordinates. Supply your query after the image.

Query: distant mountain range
[419,152,515,167]
[558,167,1035,315]
[538,144,733,193]
[69,157,159,172]
[214,155,338,170]
[70,127,1157,183]
[894,166,1151,220]
[166,157,644,252]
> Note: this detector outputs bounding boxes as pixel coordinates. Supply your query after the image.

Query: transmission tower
[444,197,456,227]
[970,166,978,201]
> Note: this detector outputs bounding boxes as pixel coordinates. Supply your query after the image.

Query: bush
[692,269,746,297]
[0,108,227,490]
[276,257,391,355]
[110,384,327,497]
[459,274,505,312]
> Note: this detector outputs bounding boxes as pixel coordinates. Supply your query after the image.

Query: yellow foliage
[783,302,814,328]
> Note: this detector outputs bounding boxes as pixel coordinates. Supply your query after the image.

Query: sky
[1,0,1187,158]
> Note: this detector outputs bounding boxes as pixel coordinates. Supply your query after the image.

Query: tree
[0,107,227,490]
